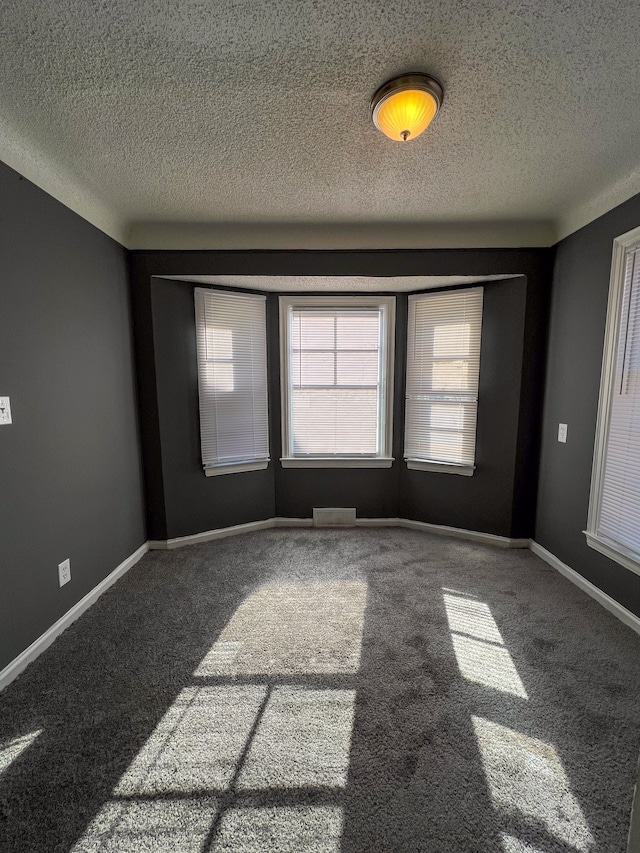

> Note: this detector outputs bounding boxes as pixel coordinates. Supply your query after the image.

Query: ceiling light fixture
[371,73,443,142]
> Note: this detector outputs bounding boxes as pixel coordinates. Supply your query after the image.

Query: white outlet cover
[558,423,568,443]
[58,559,71,587]
[0,397,11,424]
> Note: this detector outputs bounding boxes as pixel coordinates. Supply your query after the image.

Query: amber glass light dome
[371,73,443,142]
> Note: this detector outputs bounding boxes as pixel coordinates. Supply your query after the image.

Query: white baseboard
[149,518,275,550]
[400,518,530,548]
[0,542,149,693]
[149,517,530,548]
[530,541,640,637]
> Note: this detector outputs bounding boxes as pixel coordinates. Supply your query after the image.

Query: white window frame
[194,288,270,477]
[404,287,483,477]
[585,224,640,576]
[279,295,395,468]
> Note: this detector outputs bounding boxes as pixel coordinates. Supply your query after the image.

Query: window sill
[584,531,640,577]
[205,460,269,477]
[280,457,394,469]
[405,459,475,477]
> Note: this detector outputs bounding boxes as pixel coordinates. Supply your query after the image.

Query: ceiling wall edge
[126,220,558,251]
[0,120,127,246]
[558,164,640,243]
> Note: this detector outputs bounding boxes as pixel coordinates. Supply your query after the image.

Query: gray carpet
[0,528,639,852]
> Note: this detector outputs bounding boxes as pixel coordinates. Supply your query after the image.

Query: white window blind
[595,246,640,559]
[280,296,395,466]
[405,287,483,474]
[194,288,269,475]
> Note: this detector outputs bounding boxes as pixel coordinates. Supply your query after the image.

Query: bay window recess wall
[586,228,640,576]
[404,287,483,476]
[194,288,269,476]
[279,296,395,468]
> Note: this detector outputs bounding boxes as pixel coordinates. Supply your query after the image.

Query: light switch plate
[0,397,11,425]
[558,423,568,443]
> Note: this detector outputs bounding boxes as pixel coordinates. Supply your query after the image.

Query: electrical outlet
[0,397,11,425]
[558,423,568,443]
[58,559,71,587]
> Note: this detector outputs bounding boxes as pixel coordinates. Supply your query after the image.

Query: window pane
[431,403,465,431]
[432,359,469,390]
[206,326,233,360]
[283,299,394,460]
[292,389,378,455]
[335,312,379,349]
[433,322,471,358]
[203,362,234,393]
[597,247,640,555]
[293,352,335,387]
[195,290,269,468]
[293,313,335,350]
[428,431,464,462]
[406,400,478,464]
[405,289,483,468]
[336,351,379,385]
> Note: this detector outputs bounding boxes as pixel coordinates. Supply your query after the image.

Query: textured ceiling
[164,275,519,293]
[2,0,640,248]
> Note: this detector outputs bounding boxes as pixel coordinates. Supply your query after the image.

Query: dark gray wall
[0,163,146,672]
[536,193,640,616]
[130,248,551,540]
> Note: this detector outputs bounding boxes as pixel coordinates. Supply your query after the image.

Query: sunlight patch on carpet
[473,717,595,852]
[194,580,367,676]
[444,593,528,698]
[0,730,41,776]
[501,833,547,852]
[114,686,267,795]
[451,634,528,698]
[70,798,219,852]
[444,593,505,644]
[212,805,343,852]
[237,687,355,790]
